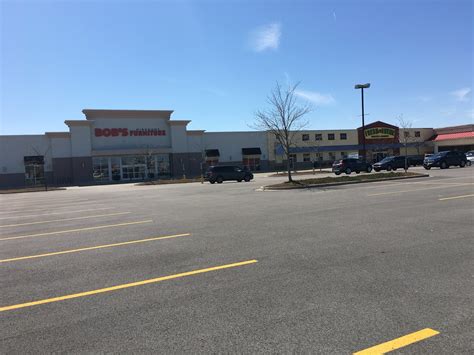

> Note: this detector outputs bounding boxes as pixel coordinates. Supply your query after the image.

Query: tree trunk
[286,153,293,182]
[404,144,408,173]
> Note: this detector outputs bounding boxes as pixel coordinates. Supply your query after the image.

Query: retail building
[0,109,472,188]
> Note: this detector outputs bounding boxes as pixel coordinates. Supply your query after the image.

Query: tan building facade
[269,121,437,169]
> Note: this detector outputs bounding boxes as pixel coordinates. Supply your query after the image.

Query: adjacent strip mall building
[0,109,473,188]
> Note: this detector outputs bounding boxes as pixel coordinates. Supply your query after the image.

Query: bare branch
[253,81,314,182]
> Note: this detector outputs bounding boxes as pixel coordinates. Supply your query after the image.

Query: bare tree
[254,82,313,182]
[397,115,412,173]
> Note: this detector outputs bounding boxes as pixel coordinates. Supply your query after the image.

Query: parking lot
[1,166,473,353]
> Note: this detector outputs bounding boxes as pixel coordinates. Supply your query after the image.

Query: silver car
[465,151,474,166]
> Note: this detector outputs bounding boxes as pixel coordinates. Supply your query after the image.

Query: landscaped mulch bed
[264,172,428,190]
[268,170,330,177]
[136,178,203,185]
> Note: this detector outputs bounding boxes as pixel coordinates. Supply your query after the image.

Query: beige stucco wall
[267,129,358,162]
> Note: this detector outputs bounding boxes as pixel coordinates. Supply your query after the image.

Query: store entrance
[242,157,261,171]
[122,164,146,180]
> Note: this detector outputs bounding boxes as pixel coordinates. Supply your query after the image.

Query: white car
[465,151,474,166]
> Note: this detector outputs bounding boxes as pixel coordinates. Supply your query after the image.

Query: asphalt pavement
[1,166,473,353]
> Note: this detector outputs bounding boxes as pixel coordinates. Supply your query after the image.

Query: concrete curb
[261,173,430,191]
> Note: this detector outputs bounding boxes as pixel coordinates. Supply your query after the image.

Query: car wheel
[440,161,448,169]
[237,179,242,182]
[355,170,360,174]
[335,172,341,175]
[387,165,392,171]
[392,167,397,171]
[244,175,251,182]
[216,176,224,183]
[424,166,431,170]
[210,180,216,184]
[366,166,372,173]
[345,168,351,175]
[460,161,466,168]
[467,161,472,166]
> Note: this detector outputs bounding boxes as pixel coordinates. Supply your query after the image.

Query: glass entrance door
[242,157,261,171]
[122,164,146,180]
[25,164,45,186]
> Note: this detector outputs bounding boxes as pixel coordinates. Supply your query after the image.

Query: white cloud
[250,23,281,52]
[450,87,471,102]
[295,89,336,105]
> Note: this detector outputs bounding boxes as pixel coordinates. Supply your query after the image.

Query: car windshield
[379,157,394,163]
[432,152,448,158]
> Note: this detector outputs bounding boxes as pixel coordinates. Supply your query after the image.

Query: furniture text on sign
[95,128,166,137]
[364,127,395,139]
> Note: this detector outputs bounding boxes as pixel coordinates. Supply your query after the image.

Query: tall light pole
[355,83,370,161]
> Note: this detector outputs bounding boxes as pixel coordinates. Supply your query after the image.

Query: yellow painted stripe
[353,328,440,354]
[0,259,258,312]
[0,220,153,241]
[0,212,131,228]
[439,194,474,201]
[368,183,472,196]
[0,207,115,221]
[0,233,191,263]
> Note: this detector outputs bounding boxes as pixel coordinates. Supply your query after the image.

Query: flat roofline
[82,109,174,120]
[0,134,47,137]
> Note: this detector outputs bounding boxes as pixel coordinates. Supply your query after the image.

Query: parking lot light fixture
[354,83,371,161]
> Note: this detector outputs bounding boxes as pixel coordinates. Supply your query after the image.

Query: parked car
[205,165,253,184]
[332,158,373,175]
[423,151,468,169]
[407,155,424,166]
[465,151,474,166]
[372,156,408,172]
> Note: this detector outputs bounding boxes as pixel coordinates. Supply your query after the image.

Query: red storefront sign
[95,128,166,137]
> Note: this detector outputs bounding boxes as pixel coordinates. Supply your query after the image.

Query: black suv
[373,156,408,172]
[332,158,373,175]
[205,165,254,184]
[423,151,468,169]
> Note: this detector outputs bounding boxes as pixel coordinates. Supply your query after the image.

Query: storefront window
[93,157,109,181]
[146,156,156,179]
[122,156,145,166]
[156,154,170,175]
[25,164,45,185]
[111,157,121,181]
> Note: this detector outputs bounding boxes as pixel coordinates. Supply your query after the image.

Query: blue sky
[1,0,472,135]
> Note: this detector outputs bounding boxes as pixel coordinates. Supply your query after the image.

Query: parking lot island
[263,171,429,190]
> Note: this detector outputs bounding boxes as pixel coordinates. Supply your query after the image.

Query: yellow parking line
[0,207,115,221]
[354,328,440,354]
[368,183,472,196]
[0,233,191,263]
[0,220,153,241]
[0,212,131,228]
[439,194,474,201]
[0,259,258,312]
